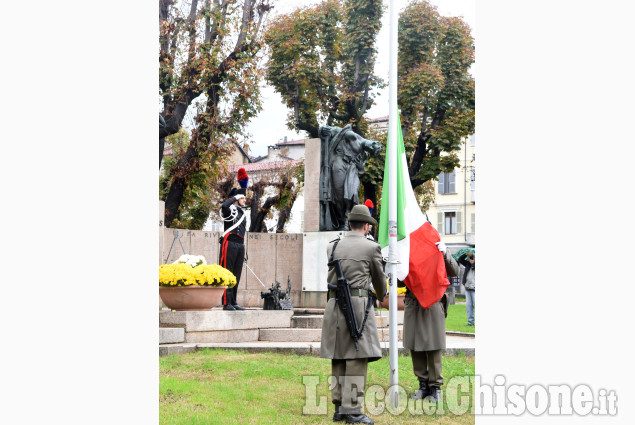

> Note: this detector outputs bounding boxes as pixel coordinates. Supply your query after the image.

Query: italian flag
[377,117,450,308]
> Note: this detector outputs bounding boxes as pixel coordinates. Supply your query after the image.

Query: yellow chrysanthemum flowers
[384,282,408,295]
[159,263,237,288]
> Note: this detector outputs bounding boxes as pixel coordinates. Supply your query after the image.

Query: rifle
[327,238,373,351]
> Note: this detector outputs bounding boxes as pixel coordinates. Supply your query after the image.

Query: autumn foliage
[399,0,475,188]
[159,0,273,228]
[264,0,383,138]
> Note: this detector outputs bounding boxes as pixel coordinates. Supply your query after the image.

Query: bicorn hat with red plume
[237,167,249,189]
[364,199,374,216]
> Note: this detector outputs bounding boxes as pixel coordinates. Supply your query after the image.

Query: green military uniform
[403,249,459,398]
[320,205,386,422]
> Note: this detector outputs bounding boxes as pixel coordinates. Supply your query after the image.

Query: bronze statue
[319,124,382,231]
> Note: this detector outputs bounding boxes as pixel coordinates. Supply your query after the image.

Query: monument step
[377,326,403,342]
[160,327,185,344]
[259,325,471,343]
[375,310,404,325]
[291,315,323,328]
[185,329,260,344]
[159,343,197,356]
[293,308,324,316]
[291,314,390,329]
[260,328,322,342]
[171,325,471,345]
[375,316,390,327]
[160,308,293,332]
[259,326,404,343]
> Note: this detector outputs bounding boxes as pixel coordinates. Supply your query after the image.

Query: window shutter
[438,173,444,194]
[471,213,475,233]
[437,212,443,233]
[449,171,456,193]
[456,211,462,234]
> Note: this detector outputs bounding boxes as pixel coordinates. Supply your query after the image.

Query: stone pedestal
[300,291,327,309]
[302,138,321,232]
[301,231,343,292]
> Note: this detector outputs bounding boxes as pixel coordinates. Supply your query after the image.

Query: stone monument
[318,124,382,231]
[301,124,381,307]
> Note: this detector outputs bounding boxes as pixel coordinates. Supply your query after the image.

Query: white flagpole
[387,0,400,409]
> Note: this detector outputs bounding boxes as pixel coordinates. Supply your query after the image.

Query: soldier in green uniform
[404,241,459,402]
[320,205,387,424]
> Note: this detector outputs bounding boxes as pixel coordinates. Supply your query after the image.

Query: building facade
[427,134,475,248]
[251,137,307,163]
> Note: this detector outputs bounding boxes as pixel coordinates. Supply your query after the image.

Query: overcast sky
[246,0,476,157]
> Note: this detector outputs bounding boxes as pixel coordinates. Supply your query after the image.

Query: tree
[159,0,273,227]
[160,129,219,230]
[264,0,474,213]
[398,0,475,188]
[264,0,383,138]
[264,0,383,205]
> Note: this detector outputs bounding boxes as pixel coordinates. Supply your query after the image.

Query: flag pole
[387,0,400,409]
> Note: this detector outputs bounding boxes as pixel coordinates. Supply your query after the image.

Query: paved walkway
[160,335,474,357]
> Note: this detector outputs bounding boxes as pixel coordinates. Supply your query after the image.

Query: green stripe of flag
[378,113,407,249]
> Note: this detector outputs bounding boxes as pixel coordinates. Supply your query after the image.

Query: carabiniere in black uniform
[219,187,247,311]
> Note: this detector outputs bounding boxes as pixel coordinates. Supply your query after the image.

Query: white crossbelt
[222,211,246,238]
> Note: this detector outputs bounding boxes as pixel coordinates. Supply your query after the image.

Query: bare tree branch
[234,0,254,53]
[205,0,232,46]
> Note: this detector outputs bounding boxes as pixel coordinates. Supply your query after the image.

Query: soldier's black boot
[333,402,345,422]
[410,379,431,400]
[426,386,442,402]
[345,413,374,424]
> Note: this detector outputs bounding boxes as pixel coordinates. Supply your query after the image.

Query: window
[445,212,456,234]
[470,134,475,146]
[471,213,475,233]
[438,170,456,194]
[439,211,462,235]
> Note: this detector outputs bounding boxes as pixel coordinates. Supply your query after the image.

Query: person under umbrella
[456,249,475,326]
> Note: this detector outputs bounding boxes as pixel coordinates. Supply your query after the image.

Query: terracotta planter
[379,294,405,310]
[159,285,227,311]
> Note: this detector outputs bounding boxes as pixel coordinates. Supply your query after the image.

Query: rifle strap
[358,295,373,337]
[326,238,341,302]
[329,236,342,263]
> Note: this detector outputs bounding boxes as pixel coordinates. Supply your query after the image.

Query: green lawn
[160,349,475,424]
[376,302,474,334]
[445,304,475,334]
